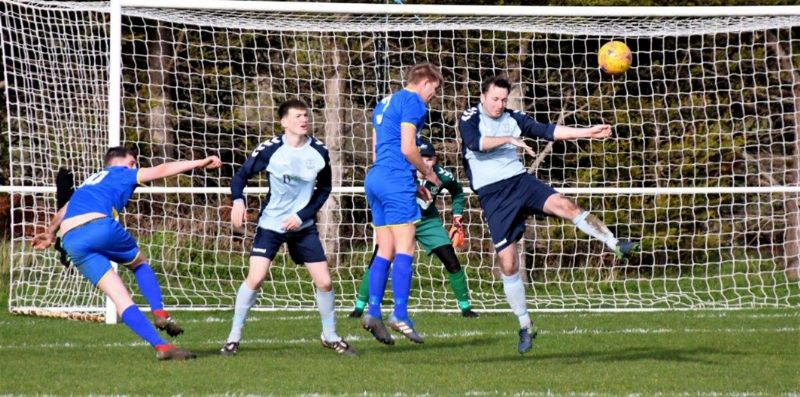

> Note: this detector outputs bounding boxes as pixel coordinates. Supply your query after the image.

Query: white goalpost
[3,0,800,320]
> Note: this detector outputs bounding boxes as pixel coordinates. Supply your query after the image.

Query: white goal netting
[3,0,800,318]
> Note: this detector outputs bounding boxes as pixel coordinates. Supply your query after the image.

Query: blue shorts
[61,217,139,286]
[251,226,327,264]
[365,166,420,227]
[476,173,558,252]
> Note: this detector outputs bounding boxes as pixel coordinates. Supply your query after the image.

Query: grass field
[1,293,799,395]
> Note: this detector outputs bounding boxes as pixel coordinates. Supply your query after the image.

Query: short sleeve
[400,95,427,130]
[121,168,141,186]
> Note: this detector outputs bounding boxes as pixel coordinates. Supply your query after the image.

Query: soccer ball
[598,41,632,75]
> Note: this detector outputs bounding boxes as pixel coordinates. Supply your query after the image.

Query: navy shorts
[251,225,327,264]
[476,173,558,252]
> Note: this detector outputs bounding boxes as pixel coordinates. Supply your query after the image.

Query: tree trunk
[320,35,344,268]
[147,25,175,164]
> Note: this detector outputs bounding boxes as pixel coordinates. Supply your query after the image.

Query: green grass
[0,296,798,395]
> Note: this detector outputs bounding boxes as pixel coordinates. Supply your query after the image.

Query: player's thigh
[415,217,450,255]
[518,174,563,217]
[71,253,115,287]
[479,189,526,251]
[247,227,283,286]
[96,269,135,314]
[388,222,417,255]
[374,227,395,259]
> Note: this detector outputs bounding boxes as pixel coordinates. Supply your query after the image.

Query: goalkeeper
[350,137,478,318]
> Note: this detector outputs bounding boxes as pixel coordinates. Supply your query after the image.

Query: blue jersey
[372,88,427,171]
[64,166,141,221]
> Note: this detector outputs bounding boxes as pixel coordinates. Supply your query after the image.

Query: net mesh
[4,0,800,315]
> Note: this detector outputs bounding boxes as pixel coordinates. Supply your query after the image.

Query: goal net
[3,0,800,319]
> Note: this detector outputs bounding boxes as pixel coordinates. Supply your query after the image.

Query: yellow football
[598,41,632,75]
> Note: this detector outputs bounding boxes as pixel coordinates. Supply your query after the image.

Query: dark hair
[481,75,513,94]
[418,137,436,158]
[278,99,308,120]
[405,62,444,85]
[104,146,137,165]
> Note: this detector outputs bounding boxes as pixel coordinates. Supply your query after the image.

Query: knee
[315,278,332,292]
[245,273,267,290]
[126,253,148,270]
[546,194,581,219]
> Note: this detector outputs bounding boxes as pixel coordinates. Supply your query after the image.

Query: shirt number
[80,170,109,187]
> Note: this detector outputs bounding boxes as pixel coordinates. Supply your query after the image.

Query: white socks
[227,282,257,343]
[502,272,532,330]
[316,289,340,342]
[573,211,618,250]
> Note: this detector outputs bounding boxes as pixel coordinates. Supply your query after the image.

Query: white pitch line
[1,327,797,350]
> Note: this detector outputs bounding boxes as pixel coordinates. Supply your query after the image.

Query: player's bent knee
[545,194,581,219]
[125,253,148,270]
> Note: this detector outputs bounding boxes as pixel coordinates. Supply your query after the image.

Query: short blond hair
[405,62,444,85]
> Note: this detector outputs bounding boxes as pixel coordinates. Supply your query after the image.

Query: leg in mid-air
[361,227,396,345]
[384,223,424,344]
[126,253,183,337]
[220,254,271,356]
[542,193,640,259]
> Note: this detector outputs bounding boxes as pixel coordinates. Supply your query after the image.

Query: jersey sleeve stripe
[401,122,418,130]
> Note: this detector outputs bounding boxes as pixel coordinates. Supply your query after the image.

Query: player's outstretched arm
[32,205,67,250]
[138,156,222,184]
[553,125,612,141]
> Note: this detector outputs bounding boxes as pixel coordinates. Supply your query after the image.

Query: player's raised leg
[543,194,640,259]
[221,255,270,356]
[125,253,183,337]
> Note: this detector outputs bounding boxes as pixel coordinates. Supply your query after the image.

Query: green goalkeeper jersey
[417,164,465,220]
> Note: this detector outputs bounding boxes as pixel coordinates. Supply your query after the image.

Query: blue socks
[391,253,413,321]
[367,255,391,319]
[121,305,166,348]
[133,263,164,311]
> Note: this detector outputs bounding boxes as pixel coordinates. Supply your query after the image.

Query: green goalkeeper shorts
[415,217,451,255]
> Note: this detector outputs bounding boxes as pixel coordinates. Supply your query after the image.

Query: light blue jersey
[231,135,332,233]
[459,104,556,191]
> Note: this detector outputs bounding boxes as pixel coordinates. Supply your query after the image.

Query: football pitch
[1,297,798,396]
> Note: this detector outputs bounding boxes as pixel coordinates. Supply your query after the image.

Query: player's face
[417,156,436,178]
[418,79,440,104]
[124,155,138,169]
[480,85,509,119]
[281,108,309,136]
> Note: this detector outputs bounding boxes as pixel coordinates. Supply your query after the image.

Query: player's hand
[509,137,536,159]
[282,215,302,232]
[448,221,465,249]
[231,199,246,229]
[31,232,55,250]
[424,167,441,187]
[416,185,432,203]
[586,124,612,139]
[202,156,222,169]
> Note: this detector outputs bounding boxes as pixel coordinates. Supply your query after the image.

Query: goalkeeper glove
[449,216,465,249]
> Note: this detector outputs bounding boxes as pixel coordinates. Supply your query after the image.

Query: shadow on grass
[466,346,744,365]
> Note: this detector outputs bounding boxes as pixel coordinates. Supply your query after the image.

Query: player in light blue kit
[361,62,443,345]
[460,76,640,354]
[220,100,356,357]
[32,147,222,360]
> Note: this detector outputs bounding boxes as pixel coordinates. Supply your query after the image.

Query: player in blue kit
[361,62,443,345]
[32,147,222,360]
[220,100,356,357]
[459,76,640,354]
